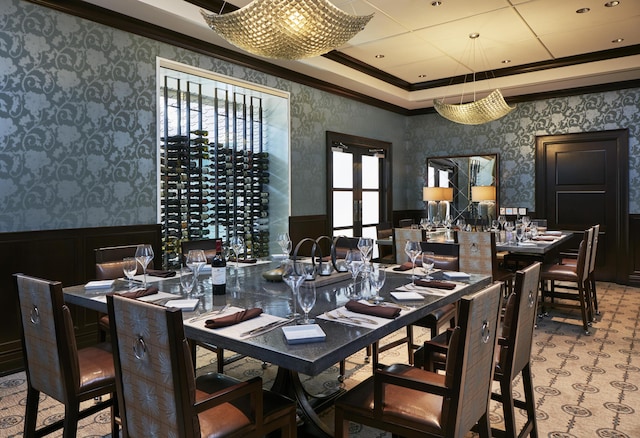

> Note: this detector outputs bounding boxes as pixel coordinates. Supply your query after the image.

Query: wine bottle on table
[211,239,226,295]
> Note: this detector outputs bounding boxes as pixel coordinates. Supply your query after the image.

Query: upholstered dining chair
[15,273,119,438]
[375,221,395,263]
[94,244,145,280]
[457,230,515,298]
[107,294,297,438]
[540,226,594,334]
[367,241,460,367]
[334,281,503,438]
[560,224,600,317]
[393,227,423,265]
[418,262,542,438]
[94,244,147,342]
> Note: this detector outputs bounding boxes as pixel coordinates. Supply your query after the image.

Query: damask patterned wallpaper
[1,0,639,233]
[406,91,640,213]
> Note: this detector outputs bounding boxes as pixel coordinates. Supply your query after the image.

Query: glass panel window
[362,191,379,225]
[333,151,353,189]
[362,155,379,189]
[333,191,353,228]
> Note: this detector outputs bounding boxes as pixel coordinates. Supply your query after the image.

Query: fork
[188,304,230,323]
[336,310,378,325]
[324,311,362,325]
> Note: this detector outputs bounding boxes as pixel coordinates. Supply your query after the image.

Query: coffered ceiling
[80,0,640,112]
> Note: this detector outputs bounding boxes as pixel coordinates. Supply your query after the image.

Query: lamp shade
[423,187,443,201]
[471,185,496,202]
[441,187,454,202]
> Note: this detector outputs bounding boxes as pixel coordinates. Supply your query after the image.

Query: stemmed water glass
[422,251,435,280]
[282,260,304,319]
[122,257,137,289]
[504,221,515,244]
[277,232,292,258]
[230,235,245,270]
[344,249,363,299]
[297,282,316,325]
[369,264,386,303]
[134,244,153,288]
[432,215,442,229]
[185,249,207,297]
[357,237,373,263]
[179,267,196,297]
[498,215,506,231]
[515,223,525,245]
[521,216,531,241]
[404,240,422,279]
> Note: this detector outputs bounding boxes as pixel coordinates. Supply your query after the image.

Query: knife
[240,318,293,337]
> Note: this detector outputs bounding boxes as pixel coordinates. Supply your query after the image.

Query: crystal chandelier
[201,0,373,60]
[433,33,515,125]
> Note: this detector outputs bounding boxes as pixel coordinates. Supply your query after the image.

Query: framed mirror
[425,154,499,222]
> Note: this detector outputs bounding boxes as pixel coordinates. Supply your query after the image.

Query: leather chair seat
[77,343,116,390]
[198,403,253,438]
[541,263,578,282]
[336,364,445,432]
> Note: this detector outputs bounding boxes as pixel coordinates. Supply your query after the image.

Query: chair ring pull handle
[481,320,491,343]
[30,306,40,325]
[528,290,535,307]
[133,336,147,360]
[470,242,479,254]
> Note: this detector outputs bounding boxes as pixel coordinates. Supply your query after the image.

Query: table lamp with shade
[423,187,453,221]
[471,185,496,221]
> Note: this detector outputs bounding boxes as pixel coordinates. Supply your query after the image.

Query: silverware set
[187,304,230,323]
[324,311,378,325]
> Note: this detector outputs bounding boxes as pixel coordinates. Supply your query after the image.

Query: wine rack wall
[160,76,270,269]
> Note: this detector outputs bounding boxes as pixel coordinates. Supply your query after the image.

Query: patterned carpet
[1,281,639,437]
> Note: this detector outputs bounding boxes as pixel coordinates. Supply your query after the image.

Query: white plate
[167,299,200,311]
[84,280,114,289]
[443,271,470,279]
[390,291,424,300]
[282,324,326,344]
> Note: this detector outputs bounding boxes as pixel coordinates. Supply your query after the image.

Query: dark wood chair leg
[24,387,39,437]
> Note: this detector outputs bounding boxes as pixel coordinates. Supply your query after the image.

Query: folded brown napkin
[146,269,176,278]
[345,300,400,319]
[113,286,159,299]
[533,235,558,241]
[229,258,258,264]
[413,280,456,290]
[393,261,423,271]
[205,308,263,329]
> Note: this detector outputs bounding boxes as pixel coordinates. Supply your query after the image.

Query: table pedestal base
[271,366,345,437]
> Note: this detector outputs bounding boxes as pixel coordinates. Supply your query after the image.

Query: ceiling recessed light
[469,32,480,39]
[612,38,624,43]
[431,1,442,6]
[374,54,385,59]
[501,59,511,64]
[605,1,620,7]
[576,7,591,13]
[418,74,428,78]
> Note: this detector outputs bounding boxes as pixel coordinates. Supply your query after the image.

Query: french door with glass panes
[327,132,391,259]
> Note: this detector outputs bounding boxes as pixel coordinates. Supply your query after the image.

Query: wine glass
[357,237,374,263]
[282,260,304,319]
[504,221,515,244]
[498,215,507,230]
[515,223,525,245]
[344,249,363,299]
[185,249,207,297]
[122,257,137,288]
[297,282,316,325]
[134,244,154,288]
[230,235,245,270]
[369,264,386,303]
[422,251,435,280]
[404,240,422,279]
[277,232,292,258]
[432,215,442,229]
[179,266,196,297]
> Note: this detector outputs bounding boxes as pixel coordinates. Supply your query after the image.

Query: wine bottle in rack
[191,129,209,136]
[211,239,226,295]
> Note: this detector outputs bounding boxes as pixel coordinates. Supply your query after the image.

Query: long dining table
[63,259,491,437]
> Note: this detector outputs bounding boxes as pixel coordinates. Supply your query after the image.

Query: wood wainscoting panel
[0,224,161,375]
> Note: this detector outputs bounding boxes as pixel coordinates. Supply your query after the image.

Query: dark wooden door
[535,130,628,283]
